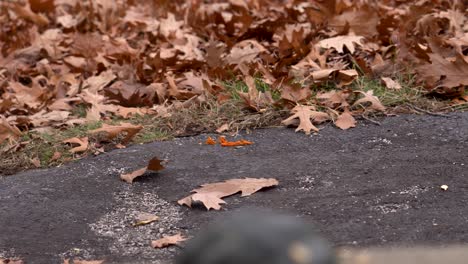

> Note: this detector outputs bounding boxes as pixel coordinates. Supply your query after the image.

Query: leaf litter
[0,0,465,147]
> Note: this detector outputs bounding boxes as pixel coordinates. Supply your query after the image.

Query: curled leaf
[120,157,165,183]
[219,136,253,147]
[151,233,187,248]
[63,137,89,153]
[90,123,143,145]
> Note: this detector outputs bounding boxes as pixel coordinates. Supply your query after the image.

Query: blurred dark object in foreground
[176,210,336,264]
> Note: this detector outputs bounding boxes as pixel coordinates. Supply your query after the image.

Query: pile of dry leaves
[1,0,467,143]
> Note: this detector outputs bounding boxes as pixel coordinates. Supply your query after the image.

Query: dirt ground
[0,113,467,264]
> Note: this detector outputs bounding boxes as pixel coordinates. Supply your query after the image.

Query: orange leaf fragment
[120,157,165,183]
[205,137,216,145]
[151,233,188,248]
[218,136,253,147]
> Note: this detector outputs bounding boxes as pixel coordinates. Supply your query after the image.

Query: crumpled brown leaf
[120,157,165,183]
[151,233,187,248]
[178,178,279,210]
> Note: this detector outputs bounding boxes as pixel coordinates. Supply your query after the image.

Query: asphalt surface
[0,113,467,264]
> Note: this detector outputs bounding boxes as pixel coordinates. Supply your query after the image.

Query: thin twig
[360,115,381,126]
[405,103,451,117]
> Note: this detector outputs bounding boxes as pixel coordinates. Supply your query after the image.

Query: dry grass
[0,76,463,176]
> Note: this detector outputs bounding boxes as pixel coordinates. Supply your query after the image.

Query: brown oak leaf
[90,123,143,145]
[178,178,279,210]
[62,137,89,153]
[353,91,386,112]
[282,105,330,134]
[151,233,187,248]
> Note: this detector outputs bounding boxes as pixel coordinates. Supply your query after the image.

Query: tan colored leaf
[133,212,159,227]
[178,178,279,210]
[317,90,350,109]
[151,233,187,248]
[317,36,364,53]
[30,157,41,168]
[90,123,143,145]
[282,105,330,134]
[0,258,24,264]
[63,260,104,264]
[225,40,267,65]
[381,77,402,90]
[417,53,468,88]
[216,123,229,133]
[335,110,356,130]
[63,137,89,153]
[120,157,165,183]
[0,116,22,144]
[353,91,386,112]
[50,151,62,162]
[120,167,147,184]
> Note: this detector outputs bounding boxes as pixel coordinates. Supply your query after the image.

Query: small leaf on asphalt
[151,233,187,248]
[335,110,356,130]
[120,157,165,183]
[219,136,253,147]
[133,212,159,227]
[205,136,216,145]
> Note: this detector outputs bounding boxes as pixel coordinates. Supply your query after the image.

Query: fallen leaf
[381,77,402,90]
[133,212,159,226]
[90,123,143,145]
[63,259,104,264]
[50,151,62,161]
[151,233,187,248]
[63,137,89,153]
[120,157,165,183]
[178,178,279,210]
[216,123,229,133]
[0,116,22,144]
[30,157,41,167]
[205,136,216,145]
[0,258,24,264]
[282,105,330,134]
[317,36,364,53]
[353,91,386,112]
[335,110,356,130]
[218,136,253,147]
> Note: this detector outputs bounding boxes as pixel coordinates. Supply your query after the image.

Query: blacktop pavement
[1,112,467,264]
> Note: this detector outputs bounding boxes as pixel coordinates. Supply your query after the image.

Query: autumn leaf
[133,212,159,227]
[353,91,386,112]
[219,136,253,147]
[120,157,165,183]
[0,258,24,264]
[63,259,104,264]
[417,53,468,89]
[216,123,229,133]
[63,137,89,153]
[205,137,216,145]
[335,110,357,130]
[381,77,402,90]
[178,178,279,210]
[151,234,187,248]
[317,36,364,53]
[0,116,22,144]
[282,105,330,134]
[90,123,143,145]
